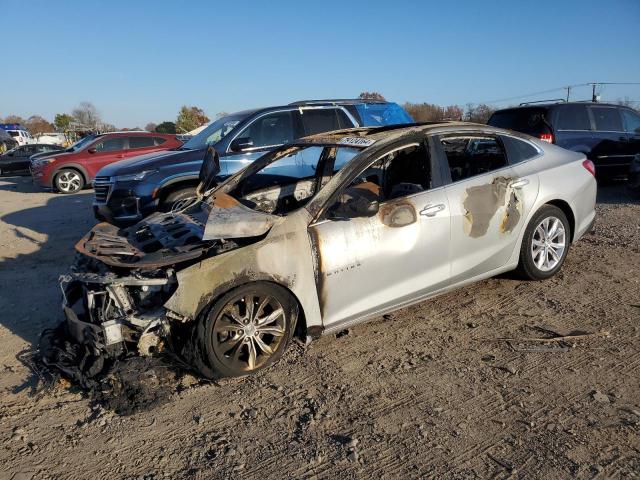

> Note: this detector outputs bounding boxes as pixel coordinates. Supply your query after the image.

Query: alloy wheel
[211,293,287,372]
[57,171,82,193]
[531,216,566,272]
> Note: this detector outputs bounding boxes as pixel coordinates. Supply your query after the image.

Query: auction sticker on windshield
[338,137,376,147]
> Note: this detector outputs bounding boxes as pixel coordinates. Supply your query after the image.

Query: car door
[124,135,158,159]
[435,132,533,283]
[588,105,628,169]
[13,145,36,170]
[221,110,302,177]
[85,136,127,178]
[620,107,640,160]
[309,138,451,329]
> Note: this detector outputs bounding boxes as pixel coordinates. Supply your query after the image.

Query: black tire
[516,205,571,280]
[192,282,298,379]
[54,168,85,194]
[159,186,197,212]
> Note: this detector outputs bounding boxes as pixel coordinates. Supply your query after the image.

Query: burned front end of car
[59,207,238,359]
[60,269,178,358]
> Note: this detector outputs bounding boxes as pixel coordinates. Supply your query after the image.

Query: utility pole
[566,86,571,102]
[591,83,598,102]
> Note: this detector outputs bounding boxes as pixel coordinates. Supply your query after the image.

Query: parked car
[30,132,183,194]
[62,122,596,380]
[0,123,35,146]
[92,100,414,225]
[35,132,67,146]
[0,128,18,153]
[0,143,64,175]
[488,101,640,177]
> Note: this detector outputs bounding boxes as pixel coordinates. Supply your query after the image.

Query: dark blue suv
[94,100,413,225]
[488,102,640,178]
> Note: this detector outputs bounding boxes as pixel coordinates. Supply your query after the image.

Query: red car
[30,132,183,194]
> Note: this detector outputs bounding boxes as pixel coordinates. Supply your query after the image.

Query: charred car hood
[202,193,279,240]
[76,194,278,269]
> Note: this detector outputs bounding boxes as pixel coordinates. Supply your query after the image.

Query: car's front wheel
[516,205,570,280]
[54,169,85,194]
[192,282,298,379]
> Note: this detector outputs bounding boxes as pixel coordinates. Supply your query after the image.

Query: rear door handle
[511,178,529,189]
[420,204,446,217]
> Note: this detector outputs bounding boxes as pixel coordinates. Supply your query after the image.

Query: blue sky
[1,0,639,127]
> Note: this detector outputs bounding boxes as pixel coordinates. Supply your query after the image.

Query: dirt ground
[0,174,638,479]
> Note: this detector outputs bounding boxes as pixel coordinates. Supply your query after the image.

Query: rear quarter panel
[507,141,596,266]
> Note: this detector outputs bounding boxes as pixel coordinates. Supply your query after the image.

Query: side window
[556,105,591,130]
[440,135,508,182]
[128,136,155,149]
[94,137,125,152]
[334,143,431,207]
[591,107,623,132]
[238,111,294,149]
[154,137,167,146]
[500,136,540,164]
[621,109,640,134]
[301,109,351,135]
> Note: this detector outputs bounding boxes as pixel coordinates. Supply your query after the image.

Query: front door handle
[420,204,446,217]
[511,178,529,189]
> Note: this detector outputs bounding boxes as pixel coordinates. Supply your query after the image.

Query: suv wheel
[55,169,85,194]
[160,186,197,212]
[192,283,298,379]
[516,205,570,280]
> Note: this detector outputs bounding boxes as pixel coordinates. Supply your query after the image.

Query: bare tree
[25,115,54,135]
[72,102,101,129]
[358,91,386,102]
[403,103,464,122]
[145,122,158,132]
[464,103,496,124]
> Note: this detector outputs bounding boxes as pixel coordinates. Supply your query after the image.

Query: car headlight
[114,170,157,182]
[32,158,56,167]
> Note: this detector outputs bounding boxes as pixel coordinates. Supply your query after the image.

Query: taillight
[539,133,554,143]
[582,159,596,177]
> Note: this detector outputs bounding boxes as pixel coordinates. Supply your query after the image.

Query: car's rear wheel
[159,186,197,212]
[516,205,570,280]
[192,283,298,379]
[55,169,85,194]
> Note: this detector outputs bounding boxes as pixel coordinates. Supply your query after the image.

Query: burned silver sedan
[61,123,597,378]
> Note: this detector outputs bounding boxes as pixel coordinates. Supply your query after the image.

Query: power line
[479,82,640,105]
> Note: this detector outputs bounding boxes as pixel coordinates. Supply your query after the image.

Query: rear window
[556,105,591,130]
[128,136,155,149]
[500,136,540,164]
[154,137,167,146]
[488,109,548,135]
[591,107,623,132]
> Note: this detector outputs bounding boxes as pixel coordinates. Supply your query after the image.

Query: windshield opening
[181,113,248,150]
[206,145,360,217]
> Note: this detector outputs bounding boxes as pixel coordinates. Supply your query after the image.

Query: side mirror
[331,196,379,219]
[229,137,254,152]
[88,148,96,154]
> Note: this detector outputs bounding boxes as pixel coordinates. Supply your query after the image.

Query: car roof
[494,101,625,113]
[294,121,501,148]
[288,99,392,106]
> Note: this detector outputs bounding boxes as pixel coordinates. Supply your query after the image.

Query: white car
[6,129,35,146]
[35,132,67,146]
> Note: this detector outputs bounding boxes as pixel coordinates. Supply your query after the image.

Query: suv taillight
[539,133,554,143]
[582,159,596,177]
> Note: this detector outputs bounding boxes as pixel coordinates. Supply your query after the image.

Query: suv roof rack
[288,99,387,106]
[519,99,566,106]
